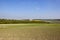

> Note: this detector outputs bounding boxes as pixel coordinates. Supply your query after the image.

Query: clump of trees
[0,19,50,24]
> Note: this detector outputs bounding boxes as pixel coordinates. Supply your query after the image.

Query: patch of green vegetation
[0,24,60,29]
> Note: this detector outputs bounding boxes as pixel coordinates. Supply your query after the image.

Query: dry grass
[0,24,60,40]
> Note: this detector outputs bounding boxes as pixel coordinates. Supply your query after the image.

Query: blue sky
[0,0,60,19]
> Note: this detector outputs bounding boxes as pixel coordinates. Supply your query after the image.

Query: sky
[0,0,60,19]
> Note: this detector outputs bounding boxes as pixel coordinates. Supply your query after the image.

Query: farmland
[0,24,60,40]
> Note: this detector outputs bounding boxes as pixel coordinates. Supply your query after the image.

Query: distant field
[0,24,60,40]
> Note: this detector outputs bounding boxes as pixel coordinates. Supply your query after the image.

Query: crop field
[0,24,60,40]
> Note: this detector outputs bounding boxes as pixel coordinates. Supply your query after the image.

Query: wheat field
[0,24,60,40]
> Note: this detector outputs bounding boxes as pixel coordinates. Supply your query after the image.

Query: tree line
[0,19,50,24]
